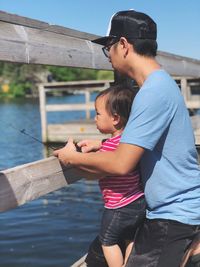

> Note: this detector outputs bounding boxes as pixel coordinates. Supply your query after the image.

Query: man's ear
[119,37,130,57]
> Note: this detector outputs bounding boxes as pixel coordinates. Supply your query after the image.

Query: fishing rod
[14,125,81,151]
[0,120,82,173]
[0,119,56,150]
[0,120,81,152]
[2,118,200,153]
[9,123,57,150]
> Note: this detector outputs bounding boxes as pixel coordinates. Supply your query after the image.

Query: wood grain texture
[0,157,94,212]
[0,11,200,75]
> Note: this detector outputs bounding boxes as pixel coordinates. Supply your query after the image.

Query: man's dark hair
[128,39,158,57]
[96,85,137,127]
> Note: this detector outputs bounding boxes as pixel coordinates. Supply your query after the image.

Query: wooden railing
[1,10,200,75]
[39,80,112,142]
[0,157,94,212]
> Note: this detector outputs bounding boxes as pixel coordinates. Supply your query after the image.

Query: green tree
[0,62,114,98]
[0,63,47,97]
[47,66,97,81]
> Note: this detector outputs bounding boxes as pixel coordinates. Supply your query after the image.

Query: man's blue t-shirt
[121,69,200,225]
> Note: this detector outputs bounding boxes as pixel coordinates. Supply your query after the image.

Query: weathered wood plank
[47,123,109,142]
[46,113,200,146]
[0,20,111,69]
[42,80,113,90]
[46,103,94,112]
[0,11,200,76]
[186,101,200,109]
[47,117,200,144]
[157,51,200,77]
[0,157,92,212]
[0,10,99,40]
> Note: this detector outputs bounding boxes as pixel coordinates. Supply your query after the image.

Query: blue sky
[0,0,200,60]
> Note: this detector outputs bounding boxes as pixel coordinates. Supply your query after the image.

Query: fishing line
[11,123,57,150]
[2,118,200,153]
[0,119,56,150]
[0,119,81,174]
[0,119,81,152]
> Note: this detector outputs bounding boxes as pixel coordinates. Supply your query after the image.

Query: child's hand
[77,139,102,153]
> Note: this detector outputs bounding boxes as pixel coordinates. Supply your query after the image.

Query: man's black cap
[92,10,157,46]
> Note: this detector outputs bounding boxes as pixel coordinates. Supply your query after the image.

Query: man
[54,10,200,266]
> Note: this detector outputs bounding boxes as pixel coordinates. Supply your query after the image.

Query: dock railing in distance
[39,80,113,143]
[0,10,200,266]
[39,77,200,145]
[174,76,200,110]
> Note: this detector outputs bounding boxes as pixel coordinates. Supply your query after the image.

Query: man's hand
[53,137,77,165]
[77,139,102,153]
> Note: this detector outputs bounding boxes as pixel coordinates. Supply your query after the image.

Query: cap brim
[91,36,114,46]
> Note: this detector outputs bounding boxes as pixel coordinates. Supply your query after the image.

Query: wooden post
[85,90,90,119]
[181,78,189,103]
[39,84,47,143]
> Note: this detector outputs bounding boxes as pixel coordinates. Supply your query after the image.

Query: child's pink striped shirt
[99,135,144,209]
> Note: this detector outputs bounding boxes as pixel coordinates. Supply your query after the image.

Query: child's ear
[112,114,121,126]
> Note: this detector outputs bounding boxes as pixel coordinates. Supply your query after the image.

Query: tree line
[0,62,113,98]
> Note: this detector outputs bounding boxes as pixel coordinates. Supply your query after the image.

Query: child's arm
[77,139,102,153]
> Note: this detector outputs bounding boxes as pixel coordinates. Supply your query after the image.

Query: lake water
[0,96,103,267]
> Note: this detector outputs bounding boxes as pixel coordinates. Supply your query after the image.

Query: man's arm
[53,138,144,176]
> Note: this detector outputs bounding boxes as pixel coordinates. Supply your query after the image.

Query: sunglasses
[102,38,120,58]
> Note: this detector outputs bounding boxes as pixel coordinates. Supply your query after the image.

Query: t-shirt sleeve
[121,89,175,150]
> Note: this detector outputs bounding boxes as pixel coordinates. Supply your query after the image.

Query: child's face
[95,95,116,135]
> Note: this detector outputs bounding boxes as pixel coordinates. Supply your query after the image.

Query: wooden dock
[39,78,200,145]
[39,80,113,143]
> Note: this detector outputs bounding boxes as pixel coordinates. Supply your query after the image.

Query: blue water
[0,96,103,266]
